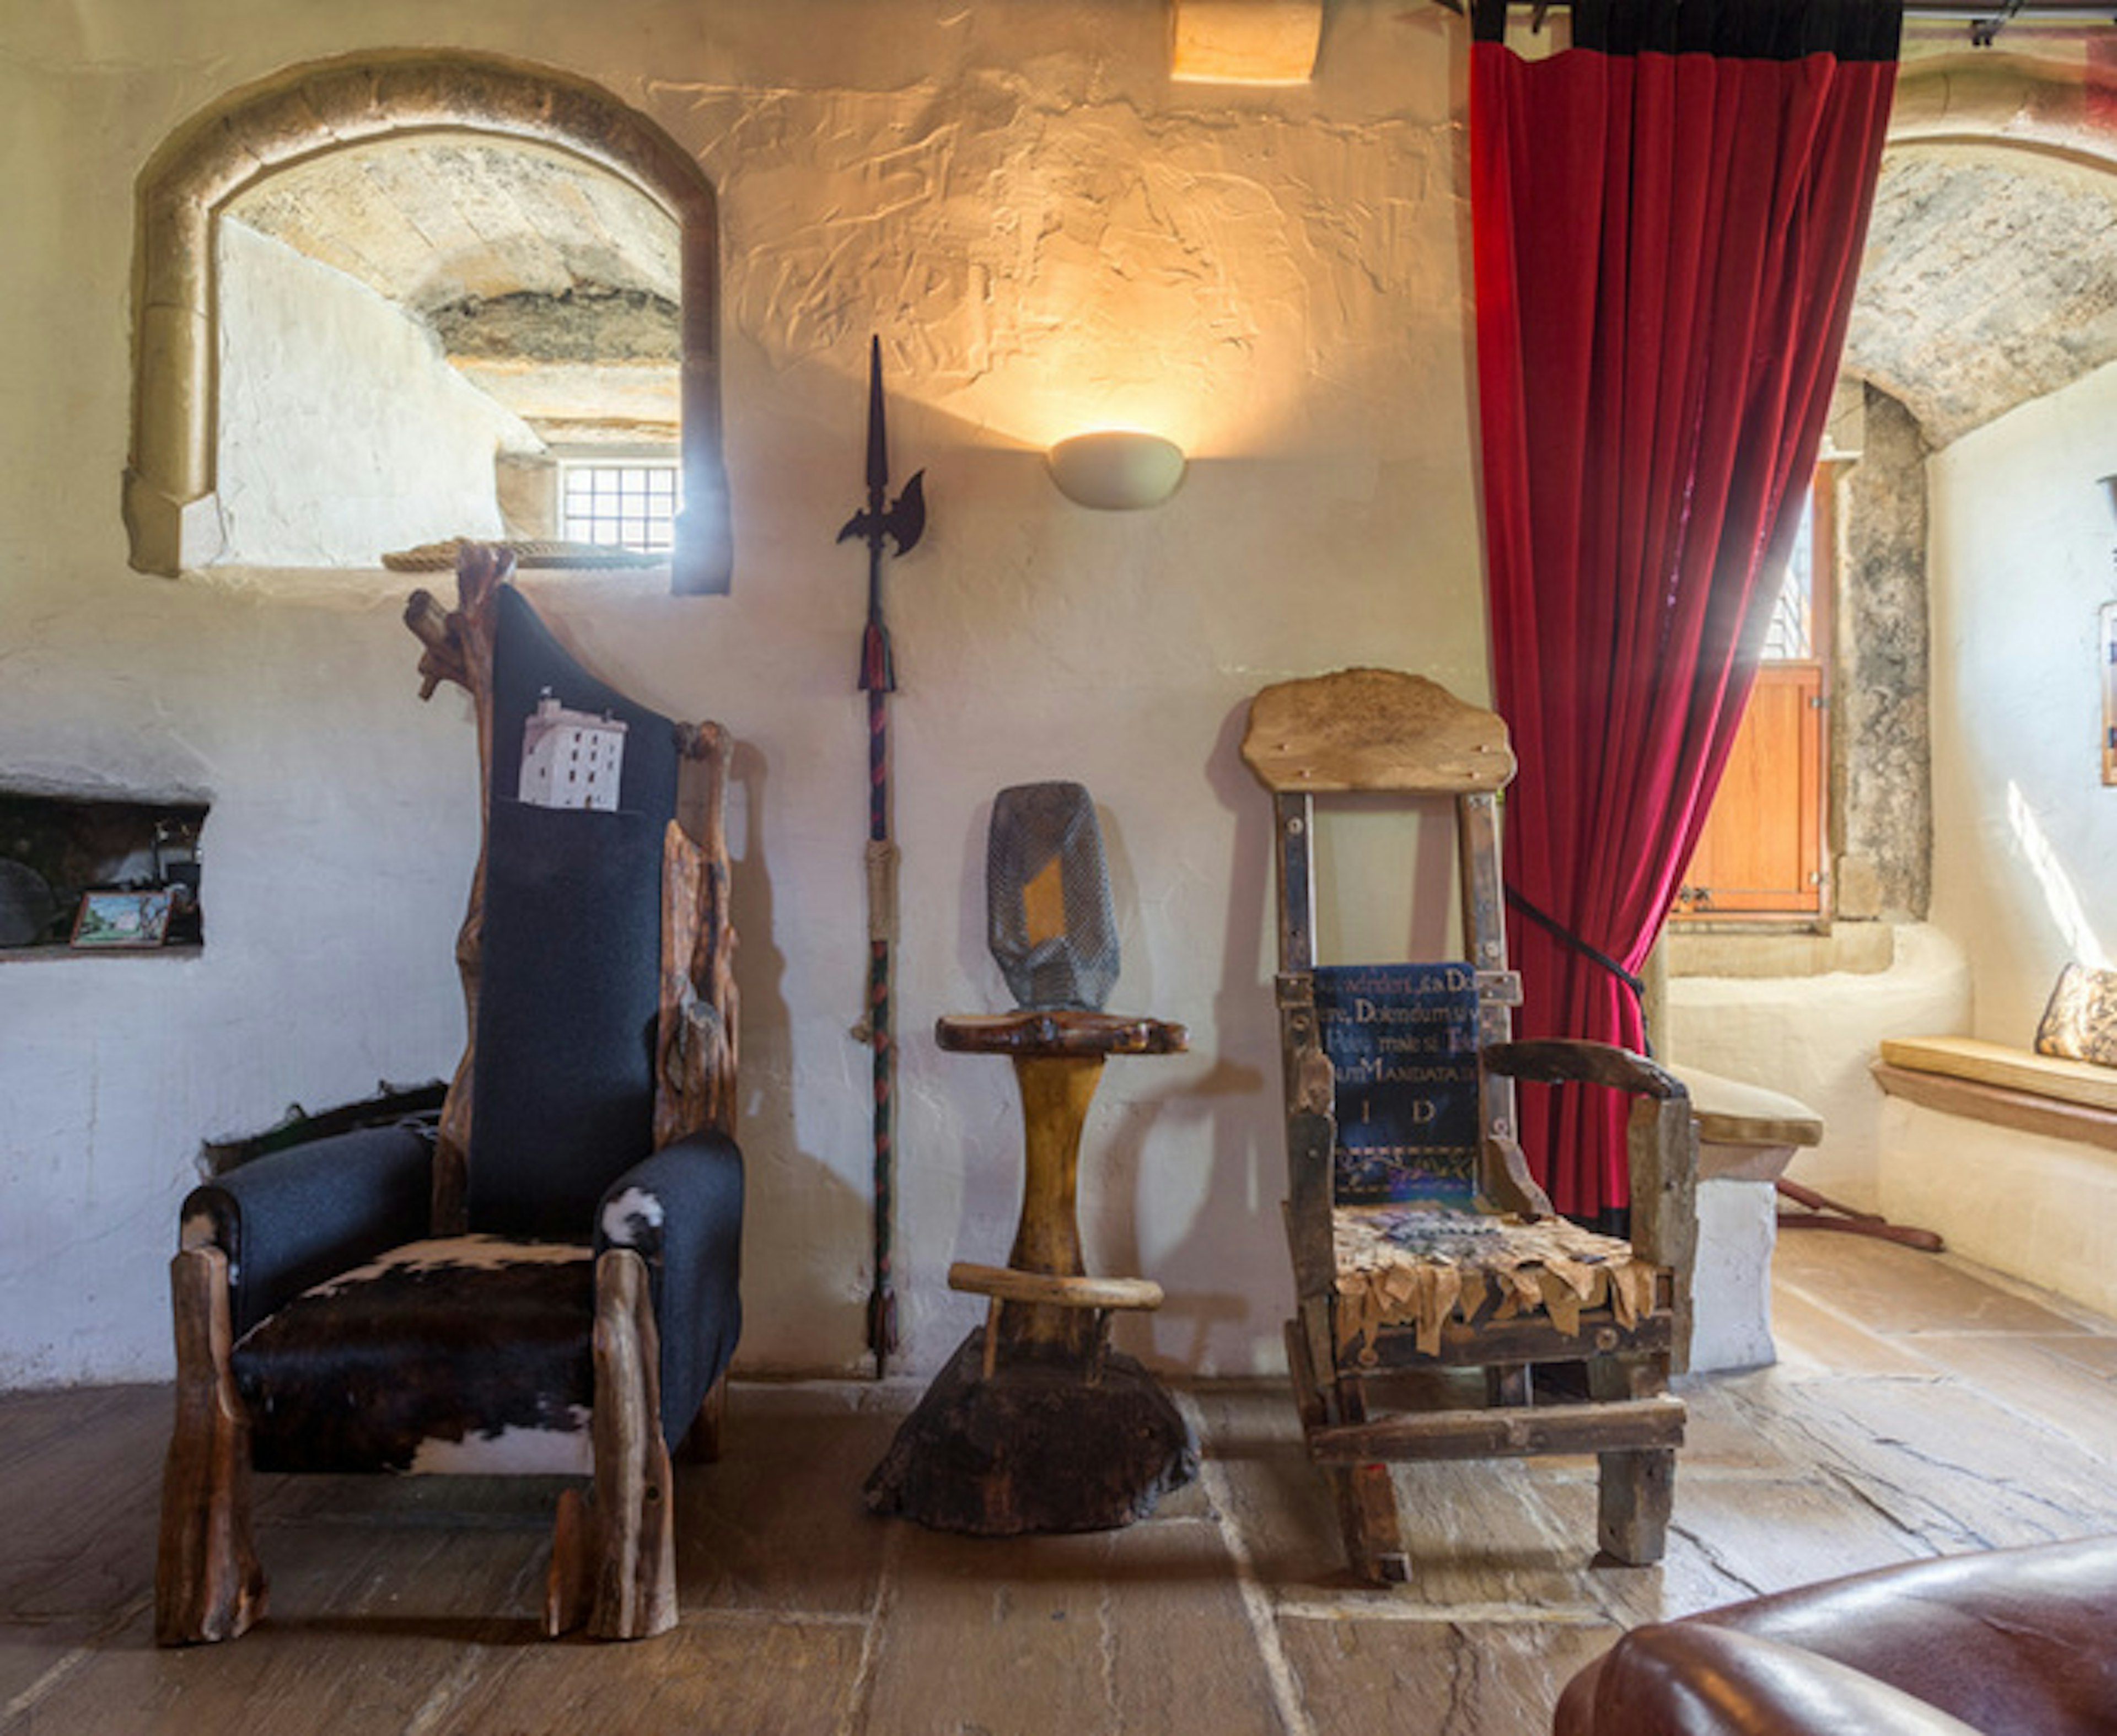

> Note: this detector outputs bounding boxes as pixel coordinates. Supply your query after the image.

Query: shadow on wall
[721,735,875,1373]
[927,761,1272,1378]
[1145,697,1302,1374]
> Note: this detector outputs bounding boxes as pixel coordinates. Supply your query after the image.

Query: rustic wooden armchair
[155,545,742,1644]
[1242,668,1696,1584]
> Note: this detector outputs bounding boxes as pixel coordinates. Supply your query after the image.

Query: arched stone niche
[126,51,732,595]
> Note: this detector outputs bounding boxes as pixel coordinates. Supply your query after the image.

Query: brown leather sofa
[1553,1535,2117,1734]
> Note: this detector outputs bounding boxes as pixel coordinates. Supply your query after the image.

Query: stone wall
[1834,384,1932,922]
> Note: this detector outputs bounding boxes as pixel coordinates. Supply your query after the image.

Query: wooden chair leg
[1331,1463,1411,1585]
[155,1246,267,1645]
[1326,1375,1410,1584]
[1285,1318,1411,1583]
[1597,1447,1674,1565]
[678,1372,728,1465]
[589,1249,678,1639]
[1283,1316,1329,1432]
[546,1249,678,1641]
[1588,1348,1676,1565]
[545,1485,594,1636]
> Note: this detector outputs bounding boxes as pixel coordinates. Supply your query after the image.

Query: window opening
[1672,470,1833,923]
[1760,490,1815,661]
[125,52,731,593]
[560,460,681,552]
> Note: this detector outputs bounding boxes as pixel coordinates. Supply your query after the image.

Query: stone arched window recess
[125,50,732,596]
[1888,58,2117,169]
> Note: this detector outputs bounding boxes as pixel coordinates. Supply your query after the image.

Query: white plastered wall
[1666,925,1972,1211]
[1926,358,2117,1040]
[1868,358,2117,1294]
[216,222,532,568]
[0,0,1489,1385]
[1663,350,2117,1218]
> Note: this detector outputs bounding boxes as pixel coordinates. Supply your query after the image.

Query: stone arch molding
[1888,57,2117,169]
[126,51,732,594]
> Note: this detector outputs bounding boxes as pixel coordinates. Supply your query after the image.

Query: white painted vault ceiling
[226,136,682,441]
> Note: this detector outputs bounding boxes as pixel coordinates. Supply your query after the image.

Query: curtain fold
[1470,0,1901,1224]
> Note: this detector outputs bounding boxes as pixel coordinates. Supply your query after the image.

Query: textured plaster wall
[0,0,1484,1384]
[217,222,530,567]
[1927,356,2117,1044]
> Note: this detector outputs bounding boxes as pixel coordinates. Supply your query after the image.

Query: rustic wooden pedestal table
[864,1009,1198,1534]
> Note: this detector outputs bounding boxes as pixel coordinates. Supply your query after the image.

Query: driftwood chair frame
[157,545,739,1644]
[1243,668,1696,1584]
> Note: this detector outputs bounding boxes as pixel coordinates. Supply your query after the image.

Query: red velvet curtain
[1470,0,1901,1224]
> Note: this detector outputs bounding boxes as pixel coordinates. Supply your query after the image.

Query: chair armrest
[1484,1038,1696,1303]
[596,1130,744,1447]
[180,1123,434,1339]
[1483,1038,1687,1101]
[1562,1624,1982,1736]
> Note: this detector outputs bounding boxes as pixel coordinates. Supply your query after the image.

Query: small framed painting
[71,888,174,949]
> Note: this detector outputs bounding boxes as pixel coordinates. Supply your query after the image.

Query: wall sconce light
[2098,473,2117,528]
[1046,431,1188,511]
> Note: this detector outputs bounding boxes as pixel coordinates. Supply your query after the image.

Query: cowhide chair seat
[235,1237,597,1476]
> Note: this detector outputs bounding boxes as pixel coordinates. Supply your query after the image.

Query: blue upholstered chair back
[468,585,681,1238]
[1312,961,1483,1214]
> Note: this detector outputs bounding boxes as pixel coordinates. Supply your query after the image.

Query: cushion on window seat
[2034,963,2117,1068]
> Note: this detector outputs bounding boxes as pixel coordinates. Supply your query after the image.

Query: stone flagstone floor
[6,1229,2117,1734]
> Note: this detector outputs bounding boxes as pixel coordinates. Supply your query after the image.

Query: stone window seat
[1874,1035,2117,1323]
[1874,1036,2117,1153]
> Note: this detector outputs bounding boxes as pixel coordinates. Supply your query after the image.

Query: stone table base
[864,1332,1197,1535]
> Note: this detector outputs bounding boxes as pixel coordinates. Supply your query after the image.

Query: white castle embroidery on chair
[518,689,627,812]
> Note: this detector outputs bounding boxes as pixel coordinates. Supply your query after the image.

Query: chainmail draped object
[985,782,1119,1012]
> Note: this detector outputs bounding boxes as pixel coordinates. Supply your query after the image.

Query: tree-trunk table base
[864,1331,1197,1535]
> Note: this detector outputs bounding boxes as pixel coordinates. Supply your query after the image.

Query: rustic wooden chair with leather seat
[1242,668,1696,1584]
[155,544,743,1644]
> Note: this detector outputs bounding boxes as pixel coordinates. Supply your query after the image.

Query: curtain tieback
[1502,885,1652,1056]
